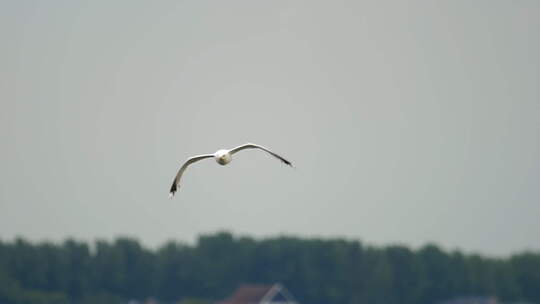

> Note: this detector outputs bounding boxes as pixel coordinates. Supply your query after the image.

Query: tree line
[0,232,539,304]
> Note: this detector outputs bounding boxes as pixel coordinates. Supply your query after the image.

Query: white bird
[169,143,293,197]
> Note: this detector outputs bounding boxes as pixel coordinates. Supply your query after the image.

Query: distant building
[127,298,158,304]
[216,284,298,304]
[439,296,498,304]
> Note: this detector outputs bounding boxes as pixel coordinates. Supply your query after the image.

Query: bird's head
[215,150,232,165]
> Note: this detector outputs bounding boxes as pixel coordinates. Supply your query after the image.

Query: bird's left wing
[169,154,214,198]
[229,143,293,167]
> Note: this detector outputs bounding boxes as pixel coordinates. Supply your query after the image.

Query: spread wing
[169,154,214,198]
[229,143,293,167]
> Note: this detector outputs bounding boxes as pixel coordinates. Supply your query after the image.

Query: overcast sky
[1,1,539,256]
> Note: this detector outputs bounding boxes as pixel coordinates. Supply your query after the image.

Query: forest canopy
[0,232,539,304]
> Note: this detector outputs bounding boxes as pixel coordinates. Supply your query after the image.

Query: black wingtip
[283,159,293,167]
[169,183,177,198]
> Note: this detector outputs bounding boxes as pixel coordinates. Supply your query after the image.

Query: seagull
[169,143,293,197]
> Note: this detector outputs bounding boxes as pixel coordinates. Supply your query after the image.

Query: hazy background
[1,0,538,256]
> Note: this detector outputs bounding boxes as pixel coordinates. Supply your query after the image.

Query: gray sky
[1,1,539,256]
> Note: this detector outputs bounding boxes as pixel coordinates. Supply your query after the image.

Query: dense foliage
[0,232,539,304]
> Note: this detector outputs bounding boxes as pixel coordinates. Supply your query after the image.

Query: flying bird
[169,143,292,197]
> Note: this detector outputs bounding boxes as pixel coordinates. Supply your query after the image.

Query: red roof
[216,284,274,304]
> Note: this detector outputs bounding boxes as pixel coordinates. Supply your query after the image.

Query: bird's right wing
[169,154,214,198]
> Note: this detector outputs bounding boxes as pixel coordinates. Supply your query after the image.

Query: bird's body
[169,143,292,197]
[214,149,232,165]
